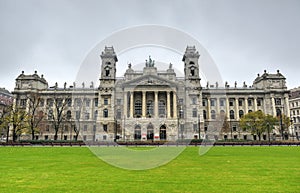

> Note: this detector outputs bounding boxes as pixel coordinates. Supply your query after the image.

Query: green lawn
[0,146,299,193]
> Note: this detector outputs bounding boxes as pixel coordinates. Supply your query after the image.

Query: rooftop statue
[145,55,155,67]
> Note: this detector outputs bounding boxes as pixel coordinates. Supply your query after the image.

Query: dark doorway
[159,125,167,140]
[134,125,141,140]
[147,124,154,140]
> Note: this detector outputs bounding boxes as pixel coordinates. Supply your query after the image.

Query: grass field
[0,146,299,193]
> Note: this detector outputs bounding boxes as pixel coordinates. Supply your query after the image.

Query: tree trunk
[6,127,9,143]
[13,132,17,142]
[31,130,35,140]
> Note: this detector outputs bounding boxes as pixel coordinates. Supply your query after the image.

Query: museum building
[12,46,290,141]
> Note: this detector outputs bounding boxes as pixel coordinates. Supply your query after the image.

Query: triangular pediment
[121,75,177,88]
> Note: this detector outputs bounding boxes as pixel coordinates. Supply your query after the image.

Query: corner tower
[182,46,200,82]
[99,46,118,141]
[100,46,117,81]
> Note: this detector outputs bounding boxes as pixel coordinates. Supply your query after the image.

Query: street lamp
[267,122,270,144]
[198,114,201,140]
[290,119,294,141]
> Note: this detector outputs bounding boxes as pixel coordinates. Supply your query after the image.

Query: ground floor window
[159,125,166,140]
[134,125,141,140]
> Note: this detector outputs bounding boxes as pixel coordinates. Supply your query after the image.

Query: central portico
[98,46,202,141]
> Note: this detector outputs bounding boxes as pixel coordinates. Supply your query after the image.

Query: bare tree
[73,96,89,141]
[47,93,70,140]
[26,93,45,140]
[1,106,29,142]
[0,105,12,142]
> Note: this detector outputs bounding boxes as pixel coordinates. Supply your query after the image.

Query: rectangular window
[210,99,215,106]
[94,98,98,107]
[20,99,26,107]
[179,99,184,105]
[103,125,108,132]
[39,99,44,107]
[229,99,234,106]
[232,126,237,132]
[193,124,198,132]
[248,99,252,106]
[47,99,54,107]
[117,109,121,119]
[192,108,197,117]
[83,125,88,131]
[238,99,243,106]
[83,135,87,141]
[56,98,63,107]
[117,99,122,105]
[76,111,80,119]
[257,99,262,106]
[85,99,90,107]
[44,135,48,140]
[202,100,206,107]
[85,113,90,120]
[192,97,197,105]
[67,98,72,107]
[275,98,281,105]
[220,99,225,106]
[104,98,108,105]
[46,125,50,132]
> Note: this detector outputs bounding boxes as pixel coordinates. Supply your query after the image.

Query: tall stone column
[254,97,258,112]
[167,91,171,118]
[142,91,146,118]
[173,92,177,118]
[216,97,220,115]
[271,97,276,117]
[207,98,211,120]
[285,97,290,117]
[235,98,239,120]
[123,92,127,118]
[226,97,230,119]
[245,97,248,114]
[154,91,158,118]
[130,91,134,118]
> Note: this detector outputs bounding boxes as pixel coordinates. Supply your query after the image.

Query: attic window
[105,67,110,76]
[190,67,195,76]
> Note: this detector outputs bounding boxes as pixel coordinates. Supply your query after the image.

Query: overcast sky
[1,0,300,91]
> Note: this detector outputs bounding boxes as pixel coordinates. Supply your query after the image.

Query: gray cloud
[1,0,300,90]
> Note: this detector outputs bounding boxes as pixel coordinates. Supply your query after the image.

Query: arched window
[147,100,153,117]
[192,108,197,117]
[147,124,154,140]
[203,110,207,120]
[190,67,195,76]
[239,110,244,118]
[66,110,72,120]
[276,108,282,117]
[230,110,235,119]
[159,125,167,140]
[48,109,53,120]
[116,109,121,119]
[159,100,166,117]
[105,66,110,76]
[103,109,108,118]
[134,100,142,117]
[211,110,216,119]
[134,125,141,140]
[94,110,98,120]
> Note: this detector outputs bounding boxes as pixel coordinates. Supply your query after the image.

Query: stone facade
[0,87,13,141]
[289,87,300,140]
[12,46,290,141]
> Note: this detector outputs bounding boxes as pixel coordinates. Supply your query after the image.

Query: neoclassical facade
[289,87,300,139]
[12,46,290,141]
